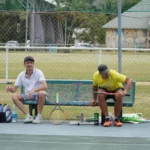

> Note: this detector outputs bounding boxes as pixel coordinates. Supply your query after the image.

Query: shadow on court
[1,120,150,150]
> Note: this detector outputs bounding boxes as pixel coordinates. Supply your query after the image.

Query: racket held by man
[50,93,66,125]
[94,91,130,96]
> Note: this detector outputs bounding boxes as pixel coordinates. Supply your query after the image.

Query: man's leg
[11,94,28,115]
[11,94,33,123]
[114,90,123,118]
[32,91,45,124]
[98,89,111,127]
[98,91,108,117]
[114,89,123,127]
[37,91,45,114]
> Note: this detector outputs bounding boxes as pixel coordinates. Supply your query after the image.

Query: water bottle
[80,113,84,122]
[12,104,18,123]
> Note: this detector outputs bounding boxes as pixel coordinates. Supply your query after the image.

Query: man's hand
[90,100,97,106]
[117,90,127,97]
[28,90,35,99]
[6,86,14,93]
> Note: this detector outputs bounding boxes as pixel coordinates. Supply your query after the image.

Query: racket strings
[50,109,66,125]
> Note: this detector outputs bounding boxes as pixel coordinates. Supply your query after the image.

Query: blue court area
[0,120,150,150]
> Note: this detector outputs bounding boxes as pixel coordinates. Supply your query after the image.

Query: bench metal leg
[101,112,105,126]
[29,105,38,117]
[101,109,123,126]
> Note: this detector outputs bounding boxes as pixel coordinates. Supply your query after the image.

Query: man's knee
[11,94,22,102]
[38,91,45,99]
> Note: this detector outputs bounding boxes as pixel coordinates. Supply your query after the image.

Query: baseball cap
[98,64,109,73]
[24,56,34,62]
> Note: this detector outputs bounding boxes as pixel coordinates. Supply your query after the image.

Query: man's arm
[28,80,48,99]
[30,80,48,93]
[6,86,18,93]
[93,85,98,101]
[123,77,133,95]
[90,85,98,106]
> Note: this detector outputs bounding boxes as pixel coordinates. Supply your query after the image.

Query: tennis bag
[0,104,12,123]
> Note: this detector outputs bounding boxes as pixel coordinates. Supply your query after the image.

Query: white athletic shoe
[24,114,33,123]
[32,115,42,124]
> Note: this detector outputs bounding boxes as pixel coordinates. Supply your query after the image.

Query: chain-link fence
[0,47,150,82]
[0,11,110,47]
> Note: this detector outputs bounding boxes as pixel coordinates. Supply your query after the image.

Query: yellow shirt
[93,69,126,91]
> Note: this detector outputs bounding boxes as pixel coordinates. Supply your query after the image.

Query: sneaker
[114,118,122,127]
[103,118,112,127]
[32,115,42,124]
[24,114,33,123]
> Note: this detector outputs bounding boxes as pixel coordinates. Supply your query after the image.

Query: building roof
[102,0,150,29]
[128,0,150,12]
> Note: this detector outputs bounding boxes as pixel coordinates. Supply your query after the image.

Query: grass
[0,51,150,120]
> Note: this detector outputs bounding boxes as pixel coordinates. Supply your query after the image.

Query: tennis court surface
[1,120,150,150]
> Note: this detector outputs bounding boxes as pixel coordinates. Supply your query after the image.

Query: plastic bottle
[12,104,18,123]
[80,113,84,122]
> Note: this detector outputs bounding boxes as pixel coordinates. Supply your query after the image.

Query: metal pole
[25,0,29,51]
[98,49,102,65]
[117,0,122,73]
[31,0,35,46]
[5,48,8,82]
[65,18,67,46]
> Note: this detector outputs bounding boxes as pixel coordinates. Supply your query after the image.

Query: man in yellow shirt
[91,64,133,127]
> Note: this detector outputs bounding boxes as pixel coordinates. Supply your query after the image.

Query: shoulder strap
[2,104,10,112]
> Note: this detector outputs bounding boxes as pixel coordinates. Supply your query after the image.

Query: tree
[74,13,108,44]
[55,0,94,11]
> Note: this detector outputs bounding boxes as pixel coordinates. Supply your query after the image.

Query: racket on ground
[94,91,130,96]
[50,93,66,125]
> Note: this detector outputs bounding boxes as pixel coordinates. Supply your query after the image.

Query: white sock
[105,116,110,119]
[26,114,31,117]
[37,114,42,118]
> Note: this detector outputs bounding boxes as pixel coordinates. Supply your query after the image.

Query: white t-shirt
[15,68,46,95]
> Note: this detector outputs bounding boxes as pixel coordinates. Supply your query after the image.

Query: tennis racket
[50,93,66,125]
[94,91,130,96]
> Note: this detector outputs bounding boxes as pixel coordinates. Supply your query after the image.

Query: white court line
[0,139,150,147]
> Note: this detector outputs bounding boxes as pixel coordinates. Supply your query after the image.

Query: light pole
[117,0,122,73]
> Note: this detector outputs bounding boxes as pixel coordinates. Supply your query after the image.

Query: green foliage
[0,0,24,11]
[98,0,117,14]
[57,0,94,11]
[72,13,108,44]
[0,0,144,13]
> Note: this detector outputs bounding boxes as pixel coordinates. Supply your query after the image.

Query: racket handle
[125,94,130,96]
[56,93,59,103]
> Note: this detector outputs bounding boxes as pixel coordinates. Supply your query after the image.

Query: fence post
[5,48,9,83]
[98,49,102,65]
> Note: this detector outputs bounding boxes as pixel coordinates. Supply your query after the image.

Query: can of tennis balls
[94,113,99,125]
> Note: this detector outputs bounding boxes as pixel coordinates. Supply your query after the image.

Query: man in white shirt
[6,56,48,124]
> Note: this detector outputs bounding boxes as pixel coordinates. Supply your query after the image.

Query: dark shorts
[98,87,124,101]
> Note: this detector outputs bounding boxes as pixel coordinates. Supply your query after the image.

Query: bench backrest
[22,80,136,106]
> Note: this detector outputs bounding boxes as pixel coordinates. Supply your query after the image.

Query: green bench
[22,79,136,125]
